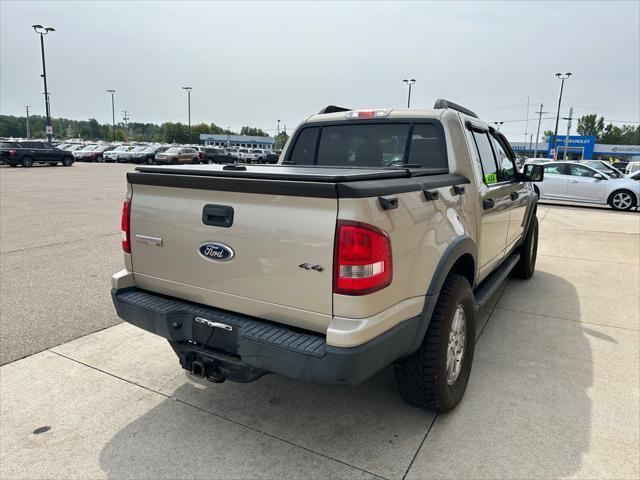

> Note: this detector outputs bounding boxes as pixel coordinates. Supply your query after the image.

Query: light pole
[493,121,504,131]
[276,119,281,149]
[182,86,192,142]
[552,72,572,160]
[32,24,55,141]
[106,90,116,141]
[402,78,416,108]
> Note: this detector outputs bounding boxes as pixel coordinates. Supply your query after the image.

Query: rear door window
[471,132,499,185]
[543,163,566,175]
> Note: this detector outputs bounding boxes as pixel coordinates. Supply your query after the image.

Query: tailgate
[129,183,337,326]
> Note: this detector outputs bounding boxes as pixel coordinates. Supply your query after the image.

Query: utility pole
[182,86,192,142]
[25,105,31,138]
[106,90,116,141]
[276,119,281,150]
[562,107,574,161]
[32,25,55,141]
[402,79,416,108]
[552,72,572,160]
[122,110,130,139]
[524,96,530,150]
[533,103,548,159]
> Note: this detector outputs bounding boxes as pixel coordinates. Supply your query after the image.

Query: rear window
[288,122,447,169]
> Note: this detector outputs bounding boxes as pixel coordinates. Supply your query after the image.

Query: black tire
[62,156,73,167]
[171,158,178,165]
[21,156,34,167]
[608,189,636,211]
[394,274,476,413]
[512,215,538,279]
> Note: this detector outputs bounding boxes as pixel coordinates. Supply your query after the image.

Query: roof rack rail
[433,98,478,119]
[318,105,352,114]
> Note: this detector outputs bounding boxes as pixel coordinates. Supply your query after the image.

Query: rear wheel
[608,190,636,211]
[394,274,476,412]
[21,156,34,167]
[512,215,538,279]
[62,156,73,167]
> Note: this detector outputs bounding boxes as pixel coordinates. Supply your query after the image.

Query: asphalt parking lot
[1,162,639,479]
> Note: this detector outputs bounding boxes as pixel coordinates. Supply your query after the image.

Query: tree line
[542,114,639,145]
[0,114,289,147]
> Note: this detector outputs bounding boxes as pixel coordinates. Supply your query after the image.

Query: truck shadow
[98,272,593,479]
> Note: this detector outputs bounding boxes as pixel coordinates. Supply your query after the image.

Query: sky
[1,1,639,142]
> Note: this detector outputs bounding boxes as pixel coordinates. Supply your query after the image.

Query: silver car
[535,161,639,211]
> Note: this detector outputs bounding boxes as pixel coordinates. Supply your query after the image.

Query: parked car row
[1,137,283,167]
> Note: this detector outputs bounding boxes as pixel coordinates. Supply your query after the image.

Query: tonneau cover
[135,164,427,182]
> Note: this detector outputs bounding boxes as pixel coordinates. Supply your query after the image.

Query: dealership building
[510,135,640,161]
[200,134,275,150]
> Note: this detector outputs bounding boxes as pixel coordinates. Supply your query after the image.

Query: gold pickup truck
[111,100,544,412]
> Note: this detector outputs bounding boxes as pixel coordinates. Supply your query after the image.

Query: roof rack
[433,98,478,119]
[318,105,352,114]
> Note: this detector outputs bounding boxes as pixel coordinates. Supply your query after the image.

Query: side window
[471,131,498,185]
[491,137,515,181]
[289,127,318,165]
[543,163,565,175]
[568,164,596,177]
[408,124,446,169]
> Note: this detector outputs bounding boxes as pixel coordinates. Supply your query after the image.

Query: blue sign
[548,135,596,159]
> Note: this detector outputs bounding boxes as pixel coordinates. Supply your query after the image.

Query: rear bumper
[111,287,421,386]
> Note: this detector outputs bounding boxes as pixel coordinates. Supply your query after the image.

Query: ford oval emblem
[198,242,235,262]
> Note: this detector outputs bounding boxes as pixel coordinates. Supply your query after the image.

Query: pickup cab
[111,100,543,412]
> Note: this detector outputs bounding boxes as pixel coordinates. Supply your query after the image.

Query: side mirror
[522,164,544,182]
[593,173,605,180]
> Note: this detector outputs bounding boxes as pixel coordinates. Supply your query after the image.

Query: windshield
[584,161,623,178]
[288,122,446,169]
[80,145,97,151]
[130,146,147,152]
[165,147,180,153]
[113,146,129,152]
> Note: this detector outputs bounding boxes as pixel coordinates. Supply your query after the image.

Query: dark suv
[0,141,74,167]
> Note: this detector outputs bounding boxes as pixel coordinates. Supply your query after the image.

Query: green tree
[576,114,605,138]
[240,126,268,137]
[542,130,554,142]
[275,131,289,150]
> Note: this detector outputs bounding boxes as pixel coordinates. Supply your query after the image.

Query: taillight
[121,199,131,253]
[334,220,392,295]
[199,152,205,159]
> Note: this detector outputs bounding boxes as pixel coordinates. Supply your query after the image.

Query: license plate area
[192,318,238,355]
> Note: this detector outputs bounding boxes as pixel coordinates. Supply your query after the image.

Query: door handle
[483,199,495,210]
[510,191,519,201]
[569,180,579,183]
[202,204,234,228]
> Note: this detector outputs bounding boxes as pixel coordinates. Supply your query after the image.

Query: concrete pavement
[1,164,639,479]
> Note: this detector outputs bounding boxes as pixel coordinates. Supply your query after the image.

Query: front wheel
[394,274,476,412]
[512,215,538,279]
[62,156,73,167]
[608,190,636,211]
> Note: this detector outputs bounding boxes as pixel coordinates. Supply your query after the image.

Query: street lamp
[182,86,192,141]
[552,72,572,160]
[402,79,416,108]
[493,121,504,130]
[106,90,116,141]
[32,24,55,141]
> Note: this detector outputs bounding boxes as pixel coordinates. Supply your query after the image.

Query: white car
[626,161,640,175]
[535,161,639,211]
[237,148,259,162]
